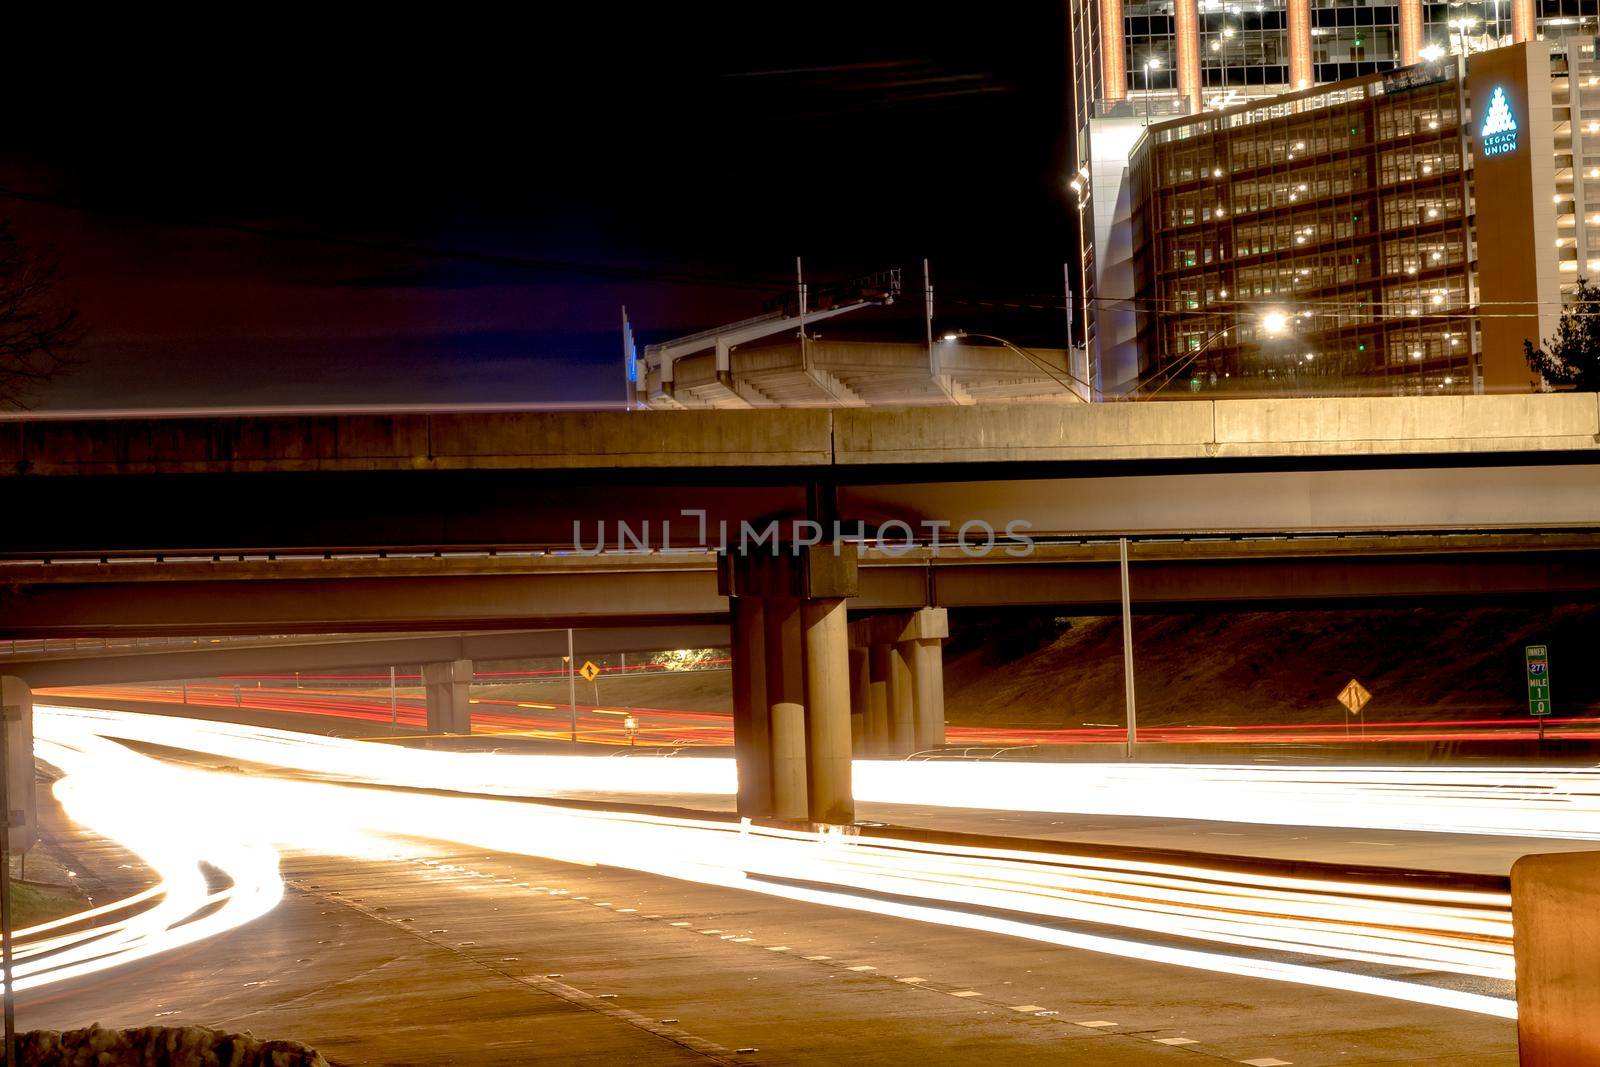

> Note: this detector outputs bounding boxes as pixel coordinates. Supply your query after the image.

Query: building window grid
[1200,4,1289,91]
[1313,2,1401,82]
[1126,1,1178,92]
[1136,78,1474,393]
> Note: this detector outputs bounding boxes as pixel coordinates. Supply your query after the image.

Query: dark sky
[2,6,1072,410]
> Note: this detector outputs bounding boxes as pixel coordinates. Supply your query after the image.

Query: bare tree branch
[0,219,81,409]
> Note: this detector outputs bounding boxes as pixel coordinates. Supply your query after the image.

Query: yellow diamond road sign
[1337,678,1372,715]
[579,660,601,683]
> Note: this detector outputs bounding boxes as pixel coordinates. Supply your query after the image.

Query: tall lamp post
[1067,168,1095,396]
[1128,309,1292,400]
[940,330,1095,400]
[1142,57,1164,126]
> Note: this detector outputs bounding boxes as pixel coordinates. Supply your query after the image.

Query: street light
[1419,43,1446,63]
[1142,57,1164,126]
[940,330,1092,399]
[1130,309,1295,400]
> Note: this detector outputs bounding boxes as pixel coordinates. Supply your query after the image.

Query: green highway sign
[1526,644,1552,717]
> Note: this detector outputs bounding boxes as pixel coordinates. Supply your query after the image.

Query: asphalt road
[20,703,1574,1064]
[27,798,1517,1067]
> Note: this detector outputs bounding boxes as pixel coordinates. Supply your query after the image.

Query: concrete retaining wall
[2,394,1596,475]
[1510,849,1600,1064]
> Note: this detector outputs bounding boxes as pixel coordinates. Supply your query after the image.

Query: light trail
[4,728,283,994]
[47,681,1600,747]
[41,704,1600,840]
[32,705,1521,1018]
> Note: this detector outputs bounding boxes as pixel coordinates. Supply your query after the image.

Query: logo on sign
[1481,86,1519,156]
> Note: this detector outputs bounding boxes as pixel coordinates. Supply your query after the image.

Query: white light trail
[31,705,1520,1019]
[10,728,283,993]
[50,704,1600,841]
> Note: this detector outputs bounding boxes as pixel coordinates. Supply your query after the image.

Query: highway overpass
[1,394,1598,555]
[8,394,1600,821]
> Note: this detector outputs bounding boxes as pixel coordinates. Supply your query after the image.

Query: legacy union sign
[1481,86,1520,156]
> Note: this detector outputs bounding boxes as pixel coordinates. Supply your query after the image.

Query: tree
[0,220,78,408]
[1524,277,1600,391]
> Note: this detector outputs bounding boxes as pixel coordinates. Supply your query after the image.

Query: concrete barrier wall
[834,394,1600,464]
[1212,394,1600,457]
[1510,849,1600,1065]
[2,394,1596,476]
[0,409,836,474]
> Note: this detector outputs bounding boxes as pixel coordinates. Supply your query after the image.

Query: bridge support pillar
[764,598,809,822]
[887,640,915,754]
[847,642,869,755]
[904,608,948,751]
[861,609,948,756]
[720,544,857,824]
[421,658,473,734]
[863,626,890,755]
[802,597,854,824]
[730,597,772,818]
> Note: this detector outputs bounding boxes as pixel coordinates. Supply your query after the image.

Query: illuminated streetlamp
[941,330,1092,398]
[1142,57,1164,126]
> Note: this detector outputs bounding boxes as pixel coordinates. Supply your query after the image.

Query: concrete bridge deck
[2,393,1597,474]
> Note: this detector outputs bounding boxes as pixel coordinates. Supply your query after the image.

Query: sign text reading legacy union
[1480,86,1520,157]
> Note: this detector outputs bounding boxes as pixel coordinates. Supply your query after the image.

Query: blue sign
[1481,86,1519,156]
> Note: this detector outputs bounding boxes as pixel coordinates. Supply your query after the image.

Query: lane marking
[765,946,789,952]
[1075,1020,1117,1028]
[1241,1060,1293,1066]
[804,955,831,961]
[849,965,877,972]
[287,877,746,1065]
[1154,1037,1198,1046]
[950,990,983,998]
[1010,1004,1048,1012]
[897,977,927,984]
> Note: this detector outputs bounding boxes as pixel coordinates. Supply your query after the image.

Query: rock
[14,1025,330,1066]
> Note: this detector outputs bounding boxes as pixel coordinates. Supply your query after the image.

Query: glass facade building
[1128,69,1476,394]
[1127,43,1594,394]
[1065,0,1600,395]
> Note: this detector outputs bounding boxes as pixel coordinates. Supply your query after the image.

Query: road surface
[21,704,1593,1063]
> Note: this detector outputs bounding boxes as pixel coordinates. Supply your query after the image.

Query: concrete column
[848,646,868,755]
[1288,0,1313,89]
[1175,0,1202,115]
[1100,0,1128,103]
[802,598,854,824]
[1398,0,1422,66]
[908,638,946,752]
[867,642,891,754]
[1512,0,1534,44]
[421,658,473,734]
[730,597,772,819]
[764,598,809,822]
[886,641,916,754]
[0,677,36,852]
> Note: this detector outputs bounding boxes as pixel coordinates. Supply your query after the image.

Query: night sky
[2,7,1071,410]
